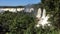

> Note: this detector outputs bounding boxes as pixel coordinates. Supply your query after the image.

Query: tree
[41,0,60,29]
[0,11,37,34]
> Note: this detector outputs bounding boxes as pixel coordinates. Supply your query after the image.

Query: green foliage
[0,0,60,34]
[41,0,60,34]
[0,11,36,34]
[0,11,60,34]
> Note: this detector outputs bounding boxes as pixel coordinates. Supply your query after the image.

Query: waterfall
[36,8,50,27]
[42,9,46,18]
[36,8,41,19]
[24,4,34,12]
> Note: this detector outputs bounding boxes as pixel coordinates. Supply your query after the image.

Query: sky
[0,0,41,6]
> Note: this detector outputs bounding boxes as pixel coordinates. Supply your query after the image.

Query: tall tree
[41,0,60,29]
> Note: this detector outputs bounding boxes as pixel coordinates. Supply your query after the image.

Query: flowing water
[36,8,50,27]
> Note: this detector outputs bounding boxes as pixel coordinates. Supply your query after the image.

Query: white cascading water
[36,8,41,19]
[36,8,50,27]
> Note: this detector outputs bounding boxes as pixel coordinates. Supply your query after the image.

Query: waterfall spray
[36,8,50,28]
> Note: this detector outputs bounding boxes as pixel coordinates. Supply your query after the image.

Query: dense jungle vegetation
[0,0,60,34]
